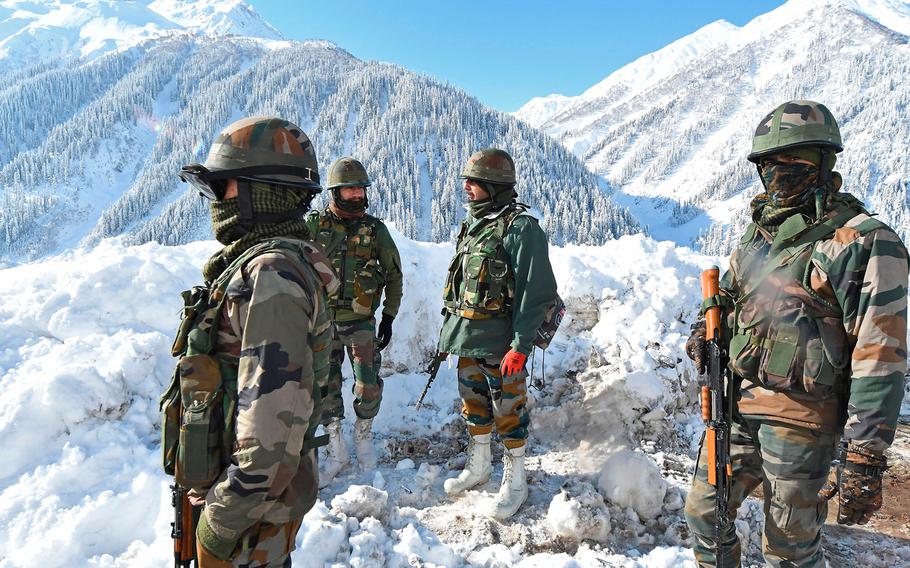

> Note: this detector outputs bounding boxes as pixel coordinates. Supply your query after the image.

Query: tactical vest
[443,205,528,320]
[725,196,869,399]
[160,239,329,491]
[310,212,384,318]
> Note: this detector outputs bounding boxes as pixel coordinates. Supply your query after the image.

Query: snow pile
[546,482,611,542]
[0,232,720,566]
[331,485,390,521]
[598,450,668,521]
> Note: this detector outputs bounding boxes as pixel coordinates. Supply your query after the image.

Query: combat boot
[354,417,378,469]
[490,444,528,520]
[444,433,492,495]
[319,419,349,488]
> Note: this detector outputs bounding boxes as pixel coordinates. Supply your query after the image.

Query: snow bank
[0,232,719,566]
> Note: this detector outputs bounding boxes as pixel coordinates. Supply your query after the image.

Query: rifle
[699,266,734,565]
[415,352,447,410]
[170,484,196,568]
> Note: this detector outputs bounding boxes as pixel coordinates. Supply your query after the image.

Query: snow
[0,0,280,72]
[0,229,719,566]
[598,451,668,521]
[331,485,390,521]
[513,0,910,251]
[546,482,611,542]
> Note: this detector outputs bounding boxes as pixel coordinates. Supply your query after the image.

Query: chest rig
[726,197,869,398]
[443,204,528,320]
[311,212,384,318]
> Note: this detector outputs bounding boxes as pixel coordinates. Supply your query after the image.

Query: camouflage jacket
[722,197,908,453]
[438,204,558,357]
[201,240,338,548]
[304,209,403,323]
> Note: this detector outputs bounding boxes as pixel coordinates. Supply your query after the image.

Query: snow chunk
[349,517,389,568]
[391,523,459,568]
[546,482,611,542]
[295,501,350,567]
[331,485,389,521]
[598,450,667,520]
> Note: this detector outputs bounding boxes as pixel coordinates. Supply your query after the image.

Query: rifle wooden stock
[171,485,196,567]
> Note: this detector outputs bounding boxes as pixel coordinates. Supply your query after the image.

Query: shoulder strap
[740,205,861,302]
[739,223,758,246]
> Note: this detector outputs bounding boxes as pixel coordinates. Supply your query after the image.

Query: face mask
[759,162,819,204]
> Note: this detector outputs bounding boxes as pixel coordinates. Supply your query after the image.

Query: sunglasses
[178,164,322,200]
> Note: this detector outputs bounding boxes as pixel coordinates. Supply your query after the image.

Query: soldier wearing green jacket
[438,148,558,520]
[684,101,908,568]
[304,157,403,484]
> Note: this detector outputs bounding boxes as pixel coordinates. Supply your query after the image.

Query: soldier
[171,116,338,566]
[304,157,403,484]
[684,101,908,567]
[438,148,558,520]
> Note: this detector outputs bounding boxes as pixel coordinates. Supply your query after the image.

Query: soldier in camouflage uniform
[304,157,403,483]
[684,101,908,568]
[437,148,558,520]
[173,116,338,567]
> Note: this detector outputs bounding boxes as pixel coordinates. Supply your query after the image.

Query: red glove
[500,349,527,377]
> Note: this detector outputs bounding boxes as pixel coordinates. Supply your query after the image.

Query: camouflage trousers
[684,417,837,568]
[321,317,383,423]
[457,355,529,449]
[196,517,303,568]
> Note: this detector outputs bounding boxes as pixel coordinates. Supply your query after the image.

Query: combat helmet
[460,148,517,185]
[748,100,843,166]
[179,116,321,199]
[178,116,321,233]
[327,156,371,214]
[327,157,371,190]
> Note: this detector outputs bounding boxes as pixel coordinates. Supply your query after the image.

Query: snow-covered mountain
[515,0,910,253]
[0,1,638,264]
[0,0,281,74]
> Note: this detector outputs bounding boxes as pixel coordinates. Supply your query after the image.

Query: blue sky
[250,1,787,112]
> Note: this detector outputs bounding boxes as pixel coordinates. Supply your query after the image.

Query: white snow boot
[354,417,378,469]
[490,444,528,520]
[444,433,492,495]
[319,419,349,488]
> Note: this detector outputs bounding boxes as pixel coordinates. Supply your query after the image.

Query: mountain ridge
[515,0,910,252]
[0,31,639,263]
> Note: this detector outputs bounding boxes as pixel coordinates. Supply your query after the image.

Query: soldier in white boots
[305,157,404,487]
[436,149,559,519]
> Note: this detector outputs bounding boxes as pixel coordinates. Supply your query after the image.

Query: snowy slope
[515,0,910,253]
[0,0,280,73]
[2,233,908,566]
[0,35,639,264]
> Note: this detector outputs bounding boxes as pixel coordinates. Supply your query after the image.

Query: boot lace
[501,453,514,487]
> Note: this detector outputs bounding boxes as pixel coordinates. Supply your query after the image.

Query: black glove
[818,442,887,525]
[686,319,707,374]
[376,313,395,350]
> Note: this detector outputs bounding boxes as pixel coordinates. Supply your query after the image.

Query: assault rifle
[170,484,196,568]
[415,352,448,410]
[699,266,734,565]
